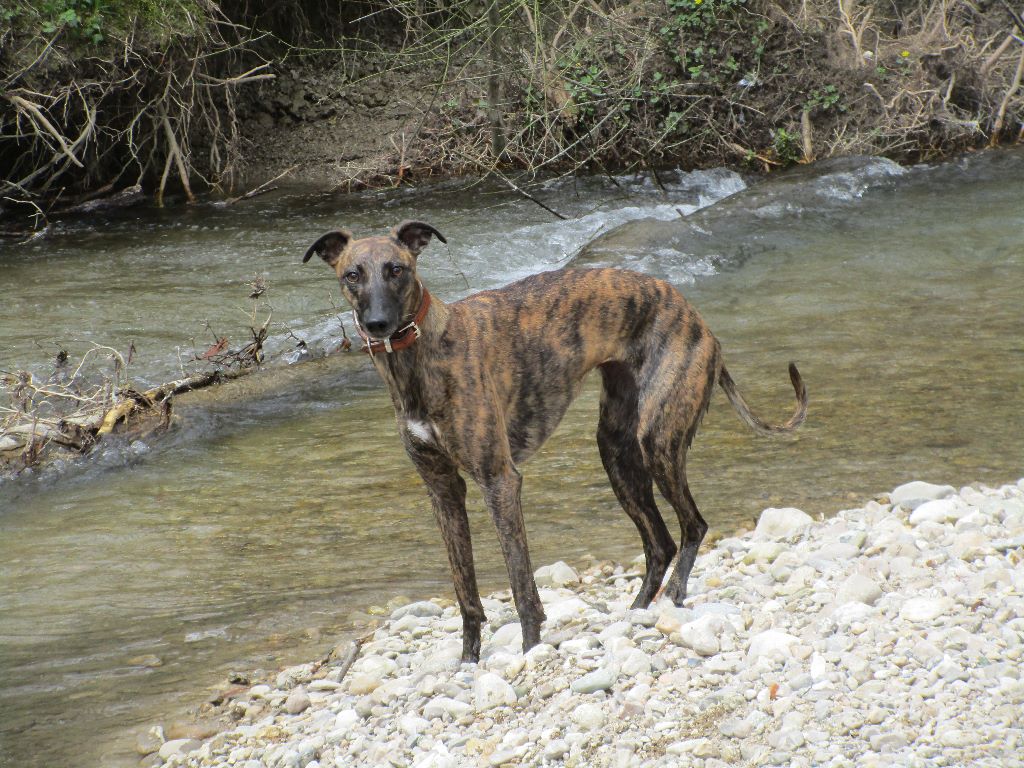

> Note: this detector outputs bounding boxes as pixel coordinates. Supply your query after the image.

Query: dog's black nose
[364,318,389,337]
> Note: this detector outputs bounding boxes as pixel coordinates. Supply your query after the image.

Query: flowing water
[1,150,1022,767]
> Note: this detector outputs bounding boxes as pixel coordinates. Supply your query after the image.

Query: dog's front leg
[480,467,546,652]
[408,447,485,662]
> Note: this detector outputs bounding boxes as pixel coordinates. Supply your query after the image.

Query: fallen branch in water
[222,165,297,205]
[57,184,145,214]
[0,350,257,472]
[0,280,278,477]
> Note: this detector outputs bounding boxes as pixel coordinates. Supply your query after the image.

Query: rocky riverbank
[149,479,1024,767]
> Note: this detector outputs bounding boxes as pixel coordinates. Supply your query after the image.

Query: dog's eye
[390,265,405,278]
[343,270,360,284]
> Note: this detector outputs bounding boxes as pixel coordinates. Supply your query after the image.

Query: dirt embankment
[4,0,1020,221]
[230,64,440,190]
[226,0,1024,191]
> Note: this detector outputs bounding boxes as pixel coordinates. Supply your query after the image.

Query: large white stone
[570,665,618,694]
[542,595,591,624]
[691,602,741,617]
[675,614,726,656]
[809,652,830,681]
[891,481,955,510]
[719,716,753,739]
[371,676,412,705]
[474,672,517,711]
[334,709,359,730]
[158,739,202,760]
[754,507,814,539]
[572,702,607,731]
[655,605,694,636]
[951,530,992,560]
[598,621,632,643]
[421,639,463,674]
[900,596,953,623]
[391,600,445,620]
[347,656,398,695]
[743,541,787,564]
[534,561,580,588]
[746,630,800,662]
[284,686,310,714]
[831,601,875,628]
[490,622,523,649]
[543,740,569,760]
[616,647,654,678]
[412,745,458,768]
[909,498,966,526]
[835,573,883,606]
[276,663,314,689]
[423,696,473,720]
[560,635,600,654]
[399,714,431,737]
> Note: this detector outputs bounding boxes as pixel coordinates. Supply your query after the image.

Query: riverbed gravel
[150,479,1024,767]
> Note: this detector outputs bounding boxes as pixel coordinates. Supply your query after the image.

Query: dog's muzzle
[354,283,431,355]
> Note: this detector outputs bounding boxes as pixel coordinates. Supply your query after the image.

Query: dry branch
[160,109,196,204]
[1,280,280,476]
[837,0,873,66]
[992,45,1024,142]
[1,7,271,227]
[6,93,84,168]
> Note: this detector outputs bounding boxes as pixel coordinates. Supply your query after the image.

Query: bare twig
[837,0,873,66]
[6,93,84,168]
[223,165,297,204]
[992,45,1024,142]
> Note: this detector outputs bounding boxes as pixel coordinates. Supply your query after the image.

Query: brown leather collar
[354,284,431,355]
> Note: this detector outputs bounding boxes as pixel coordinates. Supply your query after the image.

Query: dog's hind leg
[655,472,708,605]
[643,421,708,605]
[597,362,677,608]
[639,334,720,606]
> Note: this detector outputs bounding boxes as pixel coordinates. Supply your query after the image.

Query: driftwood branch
[2,279,277,475]
[222,165,297,205]
[196,63,276,87]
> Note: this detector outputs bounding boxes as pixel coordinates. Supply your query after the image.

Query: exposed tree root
[1,3,273,228]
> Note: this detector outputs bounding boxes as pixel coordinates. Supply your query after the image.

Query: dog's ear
[393,220,447,257]
[303,230,352,266]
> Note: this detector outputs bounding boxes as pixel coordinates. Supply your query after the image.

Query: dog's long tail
[719,362,807,436]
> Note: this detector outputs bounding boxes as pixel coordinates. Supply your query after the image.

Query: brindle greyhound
[304,221,807,662]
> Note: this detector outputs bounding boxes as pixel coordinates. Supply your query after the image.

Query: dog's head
[304,221,446,339]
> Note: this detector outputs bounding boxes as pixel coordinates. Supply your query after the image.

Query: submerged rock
[572,157,907,281]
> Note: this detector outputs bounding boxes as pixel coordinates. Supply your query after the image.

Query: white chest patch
[405,419,435,444]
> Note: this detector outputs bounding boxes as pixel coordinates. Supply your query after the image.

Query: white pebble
[754,507,814,539]
[473,672,517,711]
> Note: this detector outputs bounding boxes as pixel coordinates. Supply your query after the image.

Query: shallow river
[1,150,1022,766]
